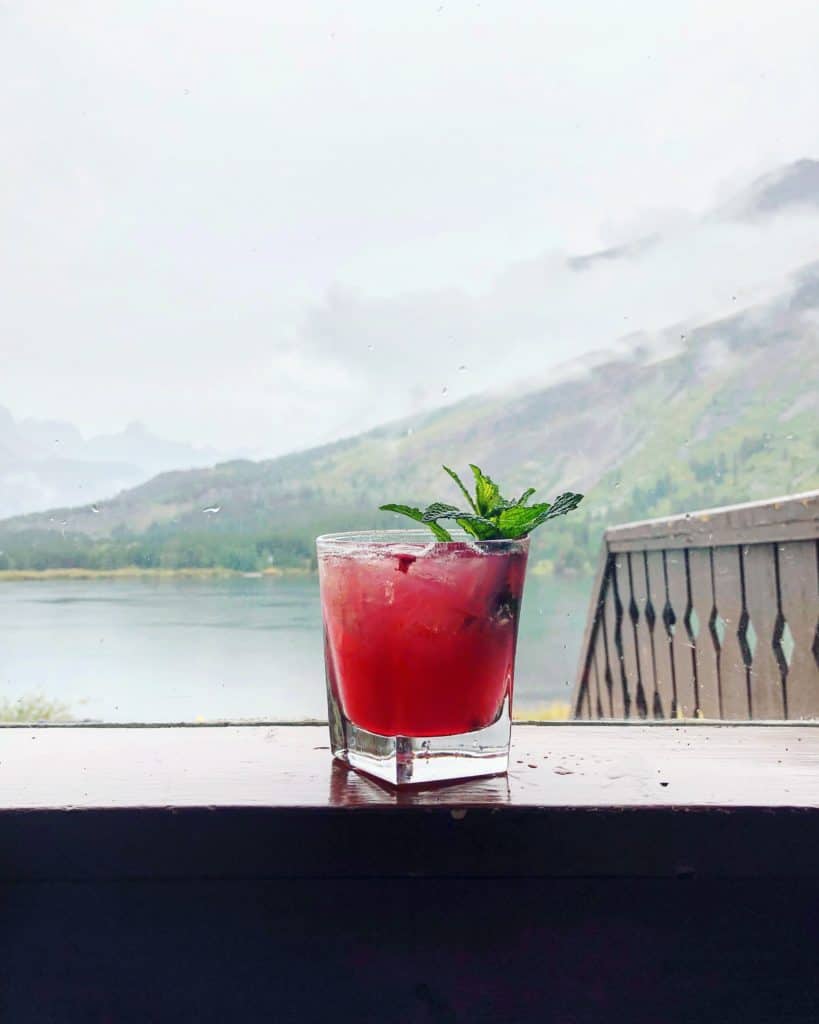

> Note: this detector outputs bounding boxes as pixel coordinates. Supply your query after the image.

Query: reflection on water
[0,573,591,723]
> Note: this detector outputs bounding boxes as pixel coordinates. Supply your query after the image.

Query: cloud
[3,2,819,452]
[291,204,819,436]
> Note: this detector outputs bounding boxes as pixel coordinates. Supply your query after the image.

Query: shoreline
[0,567,313,582]
[0,560,578,582]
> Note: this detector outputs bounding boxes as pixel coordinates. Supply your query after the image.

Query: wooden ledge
[2,724,818,881]
[3,722,817,810]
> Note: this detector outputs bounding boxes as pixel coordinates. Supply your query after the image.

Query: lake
[0,573,592,722]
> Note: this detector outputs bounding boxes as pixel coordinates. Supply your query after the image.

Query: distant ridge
[720,158,819,219]
[3,159,818,572]
[1,258,816,575]
[0,410,233,520]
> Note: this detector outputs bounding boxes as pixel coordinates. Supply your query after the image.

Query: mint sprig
[379,465,584,542]
[379,503,453,542]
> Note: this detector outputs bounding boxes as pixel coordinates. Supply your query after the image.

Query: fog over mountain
[724,158,819,218]
[4,1,819,460]
[2,243,816,581]
[0,411,234,519]
[2,158,818,520]
[294,159,819,435]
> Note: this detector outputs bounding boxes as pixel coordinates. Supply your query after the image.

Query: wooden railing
[572,491,819,720]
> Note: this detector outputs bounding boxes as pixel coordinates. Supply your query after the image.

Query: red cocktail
[317,530,529,785]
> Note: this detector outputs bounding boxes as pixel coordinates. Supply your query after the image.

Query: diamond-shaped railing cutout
[645,598,657,633]
[662,600,676,638]
[738,610,755,668]
[747,618,758,659]
[781,621,795,666]
[628,595,639,627]
[773,613,793,678]
[813,622,819,670]
[685,605,700,641]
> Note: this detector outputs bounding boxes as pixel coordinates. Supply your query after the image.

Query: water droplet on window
[458,364,467,371]
[91,504,100,514]
[406,427,413,437]
[203,505,221,514]
[785,434,794,440]
[441,385,448,395]
[367,344,374,352]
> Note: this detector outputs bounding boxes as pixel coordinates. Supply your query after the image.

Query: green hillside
[1,264,817,575]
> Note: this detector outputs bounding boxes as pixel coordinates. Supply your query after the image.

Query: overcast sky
[3,0,819,455]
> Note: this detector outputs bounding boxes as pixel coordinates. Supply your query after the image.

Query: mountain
[719,158,819,220]
[1,257,817,574]
[0,412,231,519]
[4,156,817,529]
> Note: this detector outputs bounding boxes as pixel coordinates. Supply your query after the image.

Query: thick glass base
[328,696,511,786]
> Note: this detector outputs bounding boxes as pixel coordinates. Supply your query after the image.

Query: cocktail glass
[317,530,530,785]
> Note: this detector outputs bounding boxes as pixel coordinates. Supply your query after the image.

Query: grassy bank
[513,701,572,722]
[0,696,73,723]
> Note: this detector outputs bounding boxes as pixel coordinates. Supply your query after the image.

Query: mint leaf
[469,464,501,517]
[489,488,535,517]
[487,498,514,516]
[455,514,502,540]
[443,466,478,514]
[380,502,424,521]
[422,502,461,522]
[496,493,584,536]
[496,502,553,539]
[538,491,584,521]
[379,503,453,541]
[427,521,455,542]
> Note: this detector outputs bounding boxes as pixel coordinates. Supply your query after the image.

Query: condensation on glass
[317,531,529,784]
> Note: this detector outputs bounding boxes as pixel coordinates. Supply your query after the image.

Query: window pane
[1,2,816,722]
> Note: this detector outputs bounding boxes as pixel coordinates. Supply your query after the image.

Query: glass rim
[316,528,530,549]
